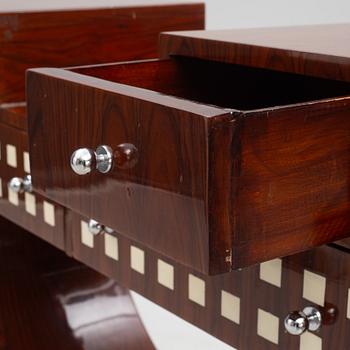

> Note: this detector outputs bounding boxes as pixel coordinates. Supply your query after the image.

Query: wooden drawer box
[27,54,350,275]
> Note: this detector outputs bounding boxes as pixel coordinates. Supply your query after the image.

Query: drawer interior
[72,57,350,110]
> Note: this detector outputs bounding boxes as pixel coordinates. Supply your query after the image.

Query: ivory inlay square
[221,290,240,324]
[81,220,94,248]
[0,178,2,197]
[260,258,282,287]
[303,270,326,306]
[188,274,205,307]
[8,186,18,206]
[257,308,279,345]
[300,332,322,350]
[104,233,119,260]
[23,152,30,173]
[130,246,145,274]
[157,259,174,290]
[25,192,36,216]
[6,144,17,168]
[43,201,55,227]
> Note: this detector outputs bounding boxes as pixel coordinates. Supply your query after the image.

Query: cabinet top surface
[0,0,202,13]
[161,23,350,82]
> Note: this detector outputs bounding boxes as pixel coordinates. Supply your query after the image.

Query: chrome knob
[284,306,322,336]
[88,219,103,235]
[70,145,113,175]
[8,175,32,193]
[88,219,114,236]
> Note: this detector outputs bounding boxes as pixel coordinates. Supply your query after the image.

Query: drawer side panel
[232,99,350,267]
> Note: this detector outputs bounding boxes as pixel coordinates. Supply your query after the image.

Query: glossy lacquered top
[160,23,350,82]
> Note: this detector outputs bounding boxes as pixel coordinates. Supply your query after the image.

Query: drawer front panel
[67,208,350,350]
[0,121,65,250]
[27,69,232,274]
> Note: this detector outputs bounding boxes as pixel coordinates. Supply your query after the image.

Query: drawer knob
[284,306,322,336]
[8,175,32,193]
[88,219,114,236]
[70,145,113,175]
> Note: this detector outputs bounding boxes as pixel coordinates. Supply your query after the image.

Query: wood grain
[160,23,350,83]
[27,65,232,274]
[27,56,350,274]
[0,2,204,102]
[230,99,350,268]
[0,102,26,130]
[0,121,66,249]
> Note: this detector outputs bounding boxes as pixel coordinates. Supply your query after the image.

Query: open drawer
[27,56,350,275]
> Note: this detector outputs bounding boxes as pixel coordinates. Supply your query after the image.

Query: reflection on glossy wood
[0,216,154,350]
[0,2,204,103]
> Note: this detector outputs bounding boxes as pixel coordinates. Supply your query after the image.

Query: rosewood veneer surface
[0,216,154,350]
[160,23,350,82]
[0,1,204,103]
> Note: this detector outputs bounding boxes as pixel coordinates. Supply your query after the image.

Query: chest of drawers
[2,9,350,350]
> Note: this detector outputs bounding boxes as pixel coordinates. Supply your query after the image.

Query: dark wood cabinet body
[0,2,204,103]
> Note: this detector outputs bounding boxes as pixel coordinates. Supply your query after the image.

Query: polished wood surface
[0,217,154,350]
[160,23,350,82]
[27,64,229,274]
[0,105,349,348]
[0,2,204,103]
[67,209,350,350]
[27,55,350,274]
[231,98,350,267]
[0,121,66,249]
[0,102,26,130]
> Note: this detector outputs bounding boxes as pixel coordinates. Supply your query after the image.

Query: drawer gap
[71,57,350,111]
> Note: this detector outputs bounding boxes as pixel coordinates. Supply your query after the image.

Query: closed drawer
[0,118,65,250]
[27,57,350,274]
[65,209,350,350]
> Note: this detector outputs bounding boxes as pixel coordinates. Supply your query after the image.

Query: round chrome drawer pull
[70,145,113,175]
[284,306,322,336]
[8,175,32,193]
[88,219,114,236]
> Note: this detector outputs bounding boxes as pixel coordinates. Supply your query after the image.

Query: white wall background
[205,0,350,29]
[2,1,349,349]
